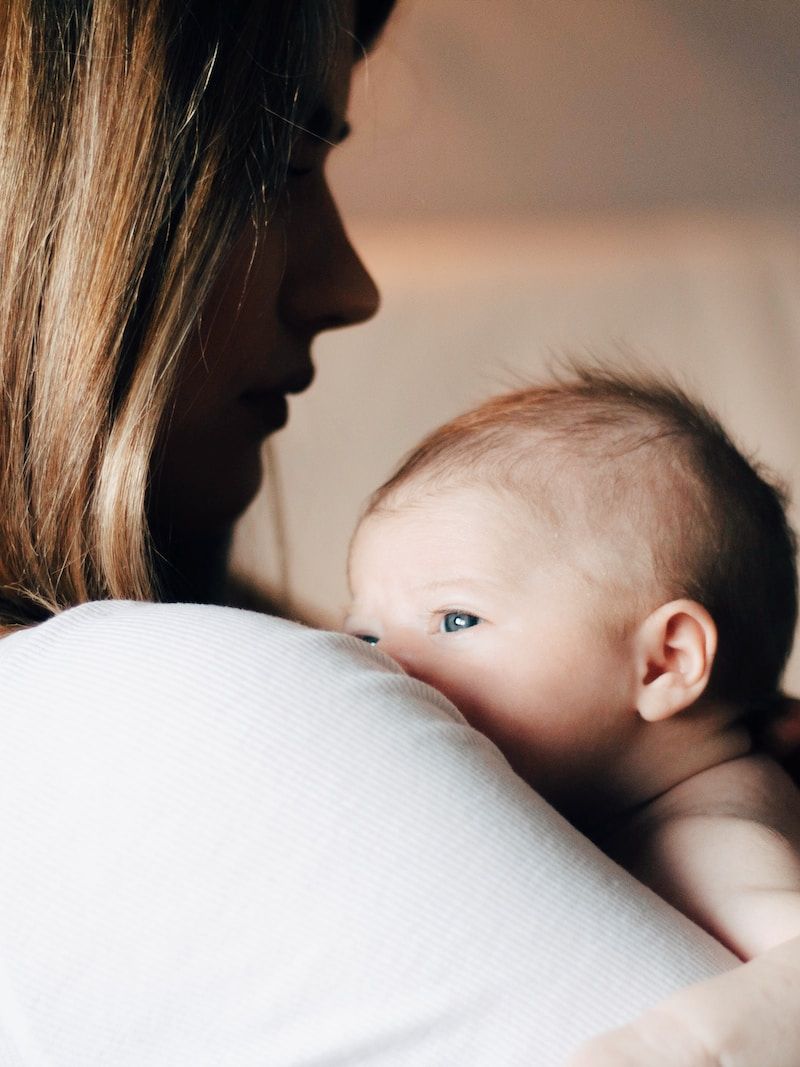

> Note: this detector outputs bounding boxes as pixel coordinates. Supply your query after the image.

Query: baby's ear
[634,599,717,723]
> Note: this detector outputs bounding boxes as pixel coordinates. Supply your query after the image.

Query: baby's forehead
[354,478,571,584]
[361,464,665,596]
[362,476,531,536]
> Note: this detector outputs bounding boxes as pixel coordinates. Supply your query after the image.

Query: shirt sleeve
[0,600,736,1066]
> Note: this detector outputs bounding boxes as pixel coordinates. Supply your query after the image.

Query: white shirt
[0,601,734,1065]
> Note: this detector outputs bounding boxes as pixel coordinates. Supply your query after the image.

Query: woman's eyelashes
[287,154,320,178]
[287,134,328,178]
[439,611,481,634]
[287,163,315,178]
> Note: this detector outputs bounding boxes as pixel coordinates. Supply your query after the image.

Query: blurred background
[232,0,800,688]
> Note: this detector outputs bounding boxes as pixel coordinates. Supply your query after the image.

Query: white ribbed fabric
[0,601,735,1065]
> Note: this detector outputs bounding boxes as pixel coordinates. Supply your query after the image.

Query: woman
[0,2,783,1064]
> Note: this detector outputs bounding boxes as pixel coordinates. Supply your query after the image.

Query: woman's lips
[239,390,290,434]
[238,363,314,435]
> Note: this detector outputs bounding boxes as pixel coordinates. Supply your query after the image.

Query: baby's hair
[365,364,798,717]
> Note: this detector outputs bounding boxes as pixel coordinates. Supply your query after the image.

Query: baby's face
[346,483,639,811]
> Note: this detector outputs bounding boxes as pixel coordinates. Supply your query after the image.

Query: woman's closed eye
[288,114,346,179]
[440,611,481,634]
[287,135,325,178]
[287,162,316,178]
[287,148,323,178]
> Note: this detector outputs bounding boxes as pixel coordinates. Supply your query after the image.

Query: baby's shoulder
[666,754,799,827]
[628,754,800,858]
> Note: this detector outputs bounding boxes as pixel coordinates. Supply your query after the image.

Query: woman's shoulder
[0,600,737,1065]
[2,598,373,667]
[2,598,400,683]
[0,598,464,745]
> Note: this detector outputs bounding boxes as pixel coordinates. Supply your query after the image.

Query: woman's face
[153,12,379,541]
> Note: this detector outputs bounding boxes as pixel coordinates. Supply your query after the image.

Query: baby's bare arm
[565,755,800,1065]
[604,753,800,958]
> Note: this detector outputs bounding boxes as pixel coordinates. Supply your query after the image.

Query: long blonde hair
[0,0,388,627]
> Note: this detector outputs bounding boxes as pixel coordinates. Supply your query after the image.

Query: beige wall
[232,2,800,690]
[336,0,800,218]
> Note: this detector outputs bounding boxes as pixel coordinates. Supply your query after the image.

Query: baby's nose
[377,636,422,680]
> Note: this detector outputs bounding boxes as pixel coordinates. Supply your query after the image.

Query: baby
[345,366,800,1065]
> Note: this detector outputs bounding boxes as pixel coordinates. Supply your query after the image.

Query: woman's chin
[152,445,264,543]
[201,451,264,531]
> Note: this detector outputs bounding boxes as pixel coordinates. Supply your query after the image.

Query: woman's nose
[280,182,380,335]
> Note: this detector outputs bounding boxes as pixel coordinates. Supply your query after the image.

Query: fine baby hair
[365,364,798,719]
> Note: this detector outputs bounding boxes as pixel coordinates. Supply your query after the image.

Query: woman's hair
[0,0,393,627]
[366,365,798,714]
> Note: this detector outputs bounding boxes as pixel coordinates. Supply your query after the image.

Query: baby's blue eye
[440,612,481,634]
[357,634,379,645]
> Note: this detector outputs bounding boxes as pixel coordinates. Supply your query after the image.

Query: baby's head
[346,366,797,819]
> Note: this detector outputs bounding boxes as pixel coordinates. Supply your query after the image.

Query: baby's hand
[564,935,800,1067]
[564,1009,718,1067]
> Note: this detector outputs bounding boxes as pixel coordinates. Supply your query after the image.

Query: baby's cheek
[441,679,516,743]
[408,663,465,707]
[400,658,468,711]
